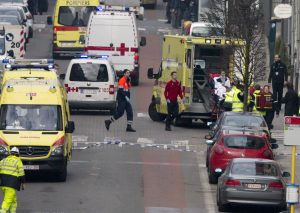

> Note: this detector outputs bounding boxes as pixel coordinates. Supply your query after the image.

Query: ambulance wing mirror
[140,36,146,46]
[47,16,53,25]
[66,121,75,133]
[7,50,14,58]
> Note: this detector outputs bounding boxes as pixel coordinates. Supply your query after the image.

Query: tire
[53,52,60,59]
[208,167,218,184]
[56,163,67,182]
[148,102,166,122]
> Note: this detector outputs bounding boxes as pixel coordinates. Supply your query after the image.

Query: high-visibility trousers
[0,187,17,213]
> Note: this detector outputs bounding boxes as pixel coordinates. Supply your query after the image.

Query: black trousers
[264,110,274,129]
[113,99,133,122]
[272,82,283,110]
[166,102,179,126]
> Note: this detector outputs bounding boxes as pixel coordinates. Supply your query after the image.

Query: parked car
[217,158,289,212]
[206,128,278,184]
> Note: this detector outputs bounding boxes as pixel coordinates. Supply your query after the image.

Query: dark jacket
[0,174,24,191]
[268,61,288,85]
[282,88,299,116]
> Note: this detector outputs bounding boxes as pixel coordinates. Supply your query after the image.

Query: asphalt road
[1,0,299,212]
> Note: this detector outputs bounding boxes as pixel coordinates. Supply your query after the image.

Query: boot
[165,125,171,131]
[126,125,136,132]
[105,120,111,131]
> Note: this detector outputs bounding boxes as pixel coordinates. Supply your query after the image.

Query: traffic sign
[5,33,14,42]
[284,116,300,145]
[274,4,292,19]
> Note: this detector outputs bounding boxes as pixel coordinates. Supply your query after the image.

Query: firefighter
[105,69,136,132]
[0,147,25,213]
[252,84,266,116]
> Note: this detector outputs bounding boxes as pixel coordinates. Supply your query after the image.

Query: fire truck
[147,35,244,124]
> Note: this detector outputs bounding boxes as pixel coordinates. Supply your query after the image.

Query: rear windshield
[58,6,95,26]
[223,115,267,128]
[223,136,265,149]
[231,162,278,176]
[69,63,109,82]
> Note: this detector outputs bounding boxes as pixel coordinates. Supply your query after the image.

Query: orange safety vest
[118,76,131,91]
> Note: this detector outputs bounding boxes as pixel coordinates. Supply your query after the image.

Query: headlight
[0,145,8,155]
[51,145,64,156]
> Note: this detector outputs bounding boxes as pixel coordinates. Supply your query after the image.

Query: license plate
[246,184,262,189]
[23,165,39,170]
[80,89,97,95]
[61,42,75,47]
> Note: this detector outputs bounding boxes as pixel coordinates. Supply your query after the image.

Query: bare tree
[204,0,266,112]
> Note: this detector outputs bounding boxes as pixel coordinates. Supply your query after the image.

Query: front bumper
[22,155,67,172]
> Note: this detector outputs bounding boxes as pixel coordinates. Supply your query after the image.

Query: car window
[0,9,22,21]
[69,63,109,82]
[0,16,20,25]
[231,162,278,176]
[223,136,265,149]
[223,115,267,127]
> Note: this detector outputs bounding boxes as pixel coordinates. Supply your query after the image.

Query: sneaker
[105,120,111,131]
[126,125,136,132]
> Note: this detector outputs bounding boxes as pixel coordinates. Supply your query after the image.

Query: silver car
[217,158,289,212]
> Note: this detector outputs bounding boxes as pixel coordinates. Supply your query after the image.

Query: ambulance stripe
[130,47,138,53]
[85,46,115,51]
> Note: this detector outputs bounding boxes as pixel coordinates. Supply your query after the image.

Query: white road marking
[171,140,189,146]
[157,28,171,33]
[137,112,149,118]
[72,135,88,142]
[119,161,197,167]
[137,137,155,144]
[138,27,147,31]
[157,19,168,22]
[33,24,46,30]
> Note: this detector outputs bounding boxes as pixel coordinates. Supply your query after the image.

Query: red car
[206,129,278,184]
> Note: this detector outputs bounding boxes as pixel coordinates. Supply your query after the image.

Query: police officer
[0,147,25,213]
[268,54,288,111]
[105,69,136,132]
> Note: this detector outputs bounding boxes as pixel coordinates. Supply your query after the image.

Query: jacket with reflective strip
[0,155,25,190]
[117,76,131,100]
[232,88,243,112]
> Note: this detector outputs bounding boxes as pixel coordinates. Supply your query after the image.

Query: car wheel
[56,162,67,182]
[148,102,166,122]
[208,167,218,184]
[53,52,60,59]
[218,203,229,212]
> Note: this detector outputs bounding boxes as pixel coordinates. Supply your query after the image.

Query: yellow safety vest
[232,88,243,112]
[224,86,236,103]
[0,155,25,177]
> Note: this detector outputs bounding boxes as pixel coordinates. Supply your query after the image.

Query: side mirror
[66,121,75,133]
[59,74,66,80]
[271,143,278,149]
[270,138,277,144]
[205,135,212,140]
[7,50,14,58]
[47,16,53,25]
[282,171,290,178]
[147,68,154,79]
[140,36,146,46]
[206,140,214,145]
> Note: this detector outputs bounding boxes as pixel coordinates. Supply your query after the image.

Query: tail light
[225,179,241,186]
[0,138,7,145]
[109,85,114,94]
[263,149,273,159]
[53,27,57,40]
[214,145,224,155]
[134,53,139,64]
[269,181,284,189]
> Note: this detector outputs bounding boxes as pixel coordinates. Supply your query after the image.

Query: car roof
[70,58,111,64]
[222,111,263,117]
[232,158,276,164]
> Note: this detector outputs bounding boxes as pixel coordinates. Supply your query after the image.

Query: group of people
[165,0,198,28]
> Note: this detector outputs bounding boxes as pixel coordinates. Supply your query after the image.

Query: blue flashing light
[100,55,109,59]
[2,59,9,63]
[48,64,54,69]
[5,64,11,69]
[96,6,104,11]
[80,55,89,58]
[125,7,130,12]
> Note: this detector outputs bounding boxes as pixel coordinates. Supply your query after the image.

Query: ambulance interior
[192,45,232,103]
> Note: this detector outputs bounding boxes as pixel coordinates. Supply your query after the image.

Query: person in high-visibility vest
[105,69,136,132]
[223,86,235,111]
[0,147,25,213]
[231,85,243,112]
[252,84,266,116]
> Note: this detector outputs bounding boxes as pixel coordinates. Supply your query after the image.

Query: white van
[60,56,117,114]
[85,11,146,85]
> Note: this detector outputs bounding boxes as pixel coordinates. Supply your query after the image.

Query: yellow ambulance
[0,78,74,181]
[147,35,244,124]
[47,0,100,58]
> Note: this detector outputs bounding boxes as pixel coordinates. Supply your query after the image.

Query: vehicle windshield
[231,162,278,176]
[0,105,63,131]
[0,37,4,55]
[223,136,265,149]
[69,63,109,82]
[0,16,20,25]
[0,0,25,3]
[58,6,96,27]
[223,115,267,128]
[191,26,223,37]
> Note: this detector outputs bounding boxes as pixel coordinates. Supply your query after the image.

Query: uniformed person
[105,69,136,132]
[0,147,25,213]
[231,83,243,112]
[252,84,266,116]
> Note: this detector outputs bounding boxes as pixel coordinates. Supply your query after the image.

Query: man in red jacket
[164,71,183,131]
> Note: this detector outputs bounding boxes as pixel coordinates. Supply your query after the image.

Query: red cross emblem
[116,43,129,56]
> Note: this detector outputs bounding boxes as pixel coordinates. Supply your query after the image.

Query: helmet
[10,147,19,155]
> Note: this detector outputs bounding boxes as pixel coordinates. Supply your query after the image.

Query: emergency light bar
[79,54,109,59]
[4,64,54,71]
[2,59,54,65]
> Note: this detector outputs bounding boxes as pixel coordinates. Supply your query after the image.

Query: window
[186,49,191,68]
[58,6,95,27]
[0,105,63,131]
[231,162,278,176]
[223,115,267,127]
[223,136,265,149]
[191,27,223,37]
[69,63,109,82]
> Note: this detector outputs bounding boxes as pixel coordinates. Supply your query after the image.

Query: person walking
[164,71,183,131]
[105,69,136,132]
[262,85,278,129]
[282,82,299,116]
[0,147,25,213]
[268,54,288,111]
